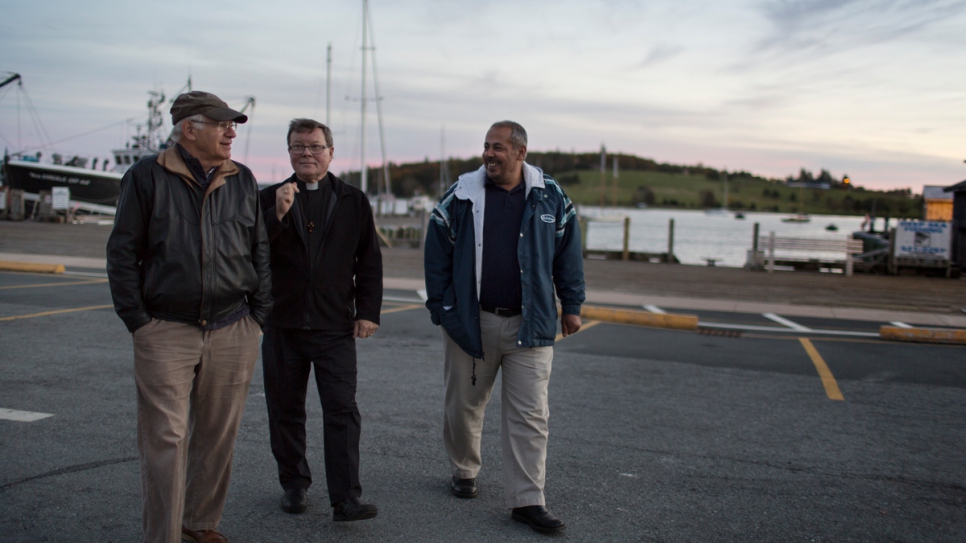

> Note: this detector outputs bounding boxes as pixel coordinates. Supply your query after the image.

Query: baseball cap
[170,91,248,125]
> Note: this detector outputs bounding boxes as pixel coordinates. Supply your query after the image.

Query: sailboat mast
[611,155,618,206]
[359,0,369,194]
[367,4,390,198]
[326,43,332,127]
[598,144,606,207]
[439,125,448,197]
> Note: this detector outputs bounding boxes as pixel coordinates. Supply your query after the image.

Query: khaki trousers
[132,316,260,543]
[443,311,553,508]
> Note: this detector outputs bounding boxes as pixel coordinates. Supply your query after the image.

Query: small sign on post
[890,220,952,275]
[894,221,951,260]
[51,187,70,210]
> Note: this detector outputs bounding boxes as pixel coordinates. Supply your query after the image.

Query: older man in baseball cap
[107,90,271,543]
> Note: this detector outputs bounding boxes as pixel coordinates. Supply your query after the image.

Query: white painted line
[383,295,423,304]
[0,408,54,422]
[890,321,913,329]
[762,313,812,332]
[698,321,879,338]
[416,289,428,302]
[643,305,666,314]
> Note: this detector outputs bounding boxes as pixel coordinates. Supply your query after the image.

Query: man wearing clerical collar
[258,118,383,523]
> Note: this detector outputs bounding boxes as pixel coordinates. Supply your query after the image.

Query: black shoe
[280,487,307,514]
[332,497,378,522]
[450,476,478,499]
[511,505,565,534]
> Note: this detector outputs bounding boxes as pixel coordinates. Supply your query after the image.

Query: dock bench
[760,233,864,276]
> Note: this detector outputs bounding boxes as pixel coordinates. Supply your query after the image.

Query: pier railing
[759,232,864,276]
[579,215,679,263]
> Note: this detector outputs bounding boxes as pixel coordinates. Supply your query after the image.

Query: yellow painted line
[380,304,423,315]
[555,319,602,341]
[799,338,844,401]
[0,304,114,322]
[0,279,108,290]
[0,261,65,274]
[879,325,966,345]
[580,305,698,331]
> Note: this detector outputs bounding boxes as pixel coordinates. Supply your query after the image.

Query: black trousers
[262,326,362,505]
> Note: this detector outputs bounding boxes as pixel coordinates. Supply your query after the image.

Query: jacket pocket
[439,307,472,353]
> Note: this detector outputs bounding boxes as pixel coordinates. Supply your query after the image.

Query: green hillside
[555,168,921,218]
[343,151,922,219]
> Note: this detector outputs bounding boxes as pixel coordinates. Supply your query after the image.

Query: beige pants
[443,311,553,509]
[132,316,260,543]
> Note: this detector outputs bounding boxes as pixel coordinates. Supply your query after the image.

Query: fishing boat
[0,74,173,214]
[1,74,253,216]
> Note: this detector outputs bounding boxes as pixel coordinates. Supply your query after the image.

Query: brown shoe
[181,525,229,543]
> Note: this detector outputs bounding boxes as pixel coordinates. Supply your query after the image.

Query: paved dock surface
[1,219,965,542]
[2,220,965,316]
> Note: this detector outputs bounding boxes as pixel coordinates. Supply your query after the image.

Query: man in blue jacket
[424,120,585,534]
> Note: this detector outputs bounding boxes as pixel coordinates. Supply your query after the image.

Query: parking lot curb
[879,325,966,345]
[0,261,65,274]
[581,305,699,331]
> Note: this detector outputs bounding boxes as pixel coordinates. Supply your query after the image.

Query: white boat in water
[781,213,811,223]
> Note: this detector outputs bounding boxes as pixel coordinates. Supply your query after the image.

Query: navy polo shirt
[478,178,526,311]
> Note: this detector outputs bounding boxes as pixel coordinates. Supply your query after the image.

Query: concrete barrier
[580,305,698,331]
[879,325,966,345]
[0,261,65,274]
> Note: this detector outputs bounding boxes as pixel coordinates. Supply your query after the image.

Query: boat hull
[2,159,122,207]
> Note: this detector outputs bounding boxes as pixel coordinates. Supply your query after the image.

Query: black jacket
[107,146,272,333]
[260,173,383,331]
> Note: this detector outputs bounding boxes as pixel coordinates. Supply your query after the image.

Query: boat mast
[359,0,369,194]
[367,3,390,198]
[326,43,332,126]
[611,155,618,206]
[439,125,450,197]
[599,144,606,207]
[239,97,256,163]
[0,73,21,91]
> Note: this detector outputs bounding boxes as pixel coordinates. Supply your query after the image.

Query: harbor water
[578,207,871,268]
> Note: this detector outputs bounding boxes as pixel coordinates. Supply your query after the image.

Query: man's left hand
[354,319,379,339]
[561,314,582,337]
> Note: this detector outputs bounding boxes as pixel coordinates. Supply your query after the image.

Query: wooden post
[667,218,675,263]
[622,216,630,261]
[752,222,759,253]
[767,231,776,273]
[419,207,429,250]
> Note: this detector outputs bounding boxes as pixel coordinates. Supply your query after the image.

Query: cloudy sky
[2,0,964,193]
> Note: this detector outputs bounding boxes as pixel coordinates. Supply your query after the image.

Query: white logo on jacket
[540,214,555,224]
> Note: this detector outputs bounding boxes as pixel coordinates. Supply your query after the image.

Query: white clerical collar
[304,182,320,191]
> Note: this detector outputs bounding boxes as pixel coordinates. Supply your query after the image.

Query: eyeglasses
[288,144,329,154]
[196,120,238,132]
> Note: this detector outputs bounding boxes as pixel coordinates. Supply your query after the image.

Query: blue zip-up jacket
[424,163,585,359]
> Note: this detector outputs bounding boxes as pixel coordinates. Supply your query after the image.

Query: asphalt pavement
[1,262,964,542]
